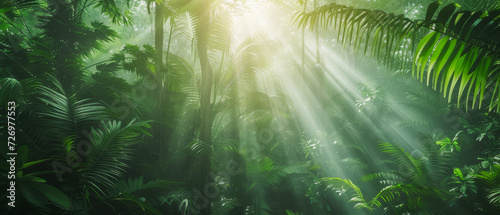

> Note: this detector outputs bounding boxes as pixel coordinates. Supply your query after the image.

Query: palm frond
[20,182,71,210]
[0,77,22,104]
[30,76,110,144]
[0,0,39,13]
[187,139,212,158]
[207,12,233,51]
[79,71,133,102]
[295,1,500,112]
[362,170,406,185]
[404,91,449,113]
[294,3,414,66]
[83,120,151,192]
[105,176,184,207]
[397,120,430,128]
[233,31,282,76]
[212,199,240,215]
[454,0,500,11]
[317,177,451,212]
[370,184,451,208]
[315,177,372,211]
[93,0,134,25]
[166,53,195,92]
[379,142,426,185]
[475,164,500,205]
[246,156,308,190]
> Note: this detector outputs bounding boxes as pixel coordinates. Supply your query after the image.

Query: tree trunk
[154,0,165,163]
[196,0,213,214]
[155,1,164,72]
[301,0,307,83]
[197,1,212,156]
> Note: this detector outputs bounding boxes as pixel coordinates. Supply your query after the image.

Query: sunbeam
[2,0,499,214]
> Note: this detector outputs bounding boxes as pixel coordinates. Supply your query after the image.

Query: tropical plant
[0,145,70,212]
[474,164,500,208]
[295,0,500,111]
[309,141,455,214]
[3,0,500,214]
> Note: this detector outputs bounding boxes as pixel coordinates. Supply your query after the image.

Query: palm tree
[295,0,500,112]
[0,1,188,213]
[0,72,186,213]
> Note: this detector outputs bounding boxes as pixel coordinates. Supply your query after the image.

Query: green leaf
[436,3,460,27]
[425,1,441,24]
[471,10,500,39]
[0,78,22,104]
[418,32,440,81]
[413,32,439,79]
[19,175,47,183]
[19,185,43,207]
[20,159,49,170]
[453,12,472,36]
[460,12,483,40]
[427,36,450,86]
[18,145,29,165]
[29,183,71,210]
[438,40,463,94]
[453,168,464,180]
[443,43,465,101]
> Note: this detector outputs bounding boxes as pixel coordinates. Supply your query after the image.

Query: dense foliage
[1,0,499,214]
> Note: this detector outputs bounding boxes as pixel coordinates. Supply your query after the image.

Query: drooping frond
[369,184,451,208]
[404,91,449,113]
[0,77,23,104]
[30,76,111,144]
[0,0,39,18]
[246,156,309,190]
[453,0,500,12]
[316,177,451,212]
[187,139,212,158]
[233,31,283,76]
[166,53,195,92]
[79,71,134,102]
[362,170,406,185]
[93,0,134,25]
[475,164,500,206]
[378,142,426,185]
[413,3,500,111]
[212,199,241,215]
[82,120,151,192]
[294,2,415,68]
[295,1,500,112]
[105,176,184,208]
[315,177,372,211]
[207,12,233,51]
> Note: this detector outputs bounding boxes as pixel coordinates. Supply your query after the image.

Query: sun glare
[5,0,499,214]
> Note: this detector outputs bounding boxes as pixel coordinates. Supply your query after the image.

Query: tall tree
[155,0,164,74]
[197,0,214,211]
